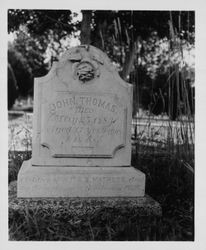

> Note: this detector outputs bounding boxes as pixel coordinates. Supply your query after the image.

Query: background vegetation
[8,10,195,120]
[8,10,194,241]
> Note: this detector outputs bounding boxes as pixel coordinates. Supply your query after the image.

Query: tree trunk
[121,38,139,81]
[80,10,92,45]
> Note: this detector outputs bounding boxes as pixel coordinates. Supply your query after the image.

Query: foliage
[8,9,74,37]
[8,10,195,118]
[130,64,195,120]
[8,10,194,240]
[91,11,194,47]
[8,43,33,96]
[8,10,195,73]
[12,30,49,78]
[8,10,78,90]
[8,9,76,62]
[8,63,19,109]
[87,11,195,120]
[151,67,194,120]
[141,33,195,81]
[90,11,194,68]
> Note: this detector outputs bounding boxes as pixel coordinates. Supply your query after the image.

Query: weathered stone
[17,45,146,198]
[32,45,133,167]
[17,160,145,198]
[11,181,162,217]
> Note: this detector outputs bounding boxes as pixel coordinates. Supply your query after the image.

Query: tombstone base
[17,160,145,198]
[10,180,162,240]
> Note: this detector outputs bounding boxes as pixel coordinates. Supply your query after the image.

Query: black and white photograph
[1,0,206,247]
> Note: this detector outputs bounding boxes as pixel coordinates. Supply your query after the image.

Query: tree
[8,10,195,119]
[8,9,74,37]
[8,63,18,109]
[8,9,76,97]
[8,42,33,96]
[80,10,92,44]
[8,10,195,81]
[90,11,195,80]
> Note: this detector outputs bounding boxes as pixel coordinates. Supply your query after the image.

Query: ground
[8,111,194,241]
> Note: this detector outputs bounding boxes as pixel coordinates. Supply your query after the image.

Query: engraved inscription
[22,175,140,192]
[41,93,127,157]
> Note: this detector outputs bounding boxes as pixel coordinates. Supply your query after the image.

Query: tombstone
[17,45,145,197]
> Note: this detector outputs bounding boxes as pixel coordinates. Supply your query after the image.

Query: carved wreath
[68,46,102,83]
[76,61,95,82]
[72,59,100,83]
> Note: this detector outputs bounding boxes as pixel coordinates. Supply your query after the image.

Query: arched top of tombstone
[41,45,129,89]
[59,45,113,68]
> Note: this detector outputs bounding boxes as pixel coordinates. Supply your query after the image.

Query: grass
[8,149,194,241]
[132,147,194,240]
[8,11,194,240]
[131,109,194,240]
[8,16,194,239]
[9,194,162,241]
[8,127,194,240]
[8,150,31,183]
[8,70,194,240]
